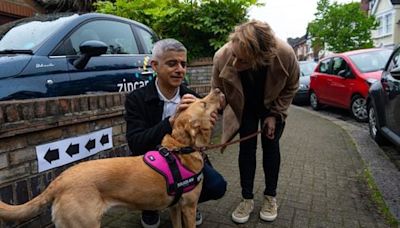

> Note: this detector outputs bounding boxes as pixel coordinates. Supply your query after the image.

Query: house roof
[287,34,307,48]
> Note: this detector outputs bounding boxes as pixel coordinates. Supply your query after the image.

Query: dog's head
[169,88,223,148]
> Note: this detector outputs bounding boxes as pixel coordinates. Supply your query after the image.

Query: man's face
[231,41,252,72]
[151,51,187,89]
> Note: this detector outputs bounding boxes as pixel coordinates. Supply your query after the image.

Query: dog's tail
[0,184,55,221]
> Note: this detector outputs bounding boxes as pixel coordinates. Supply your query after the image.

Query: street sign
[35,128,113,172]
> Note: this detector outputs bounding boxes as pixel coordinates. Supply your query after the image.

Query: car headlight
[366,78,378,86]
[299,83,309,90]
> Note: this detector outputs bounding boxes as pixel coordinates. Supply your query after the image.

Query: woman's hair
[229,20,277,69]
[152,38,187,61]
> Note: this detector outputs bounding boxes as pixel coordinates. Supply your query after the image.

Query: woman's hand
[263,116,276,139]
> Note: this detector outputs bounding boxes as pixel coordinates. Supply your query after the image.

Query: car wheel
[368,104,387,145]
[350,95,367,122]
[309,91,320,110]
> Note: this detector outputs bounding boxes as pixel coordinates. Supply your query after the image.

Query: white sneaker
[231,199,254,223]
[195,210,203,226]
[259,195,278,221]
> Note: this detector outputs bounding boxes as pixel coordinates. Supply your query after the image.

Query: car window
[387,48,400,71]
[57,20,139,55]
[137,27,156,54]
[318,59,331,74]
[0,14,79,51]
[299,61,317,77]
[348,49,392,73]
[332,57,348,76]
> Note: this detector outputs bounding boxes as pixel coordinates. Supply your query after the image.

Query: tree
[308,0,378,53]
[95,0,261,60]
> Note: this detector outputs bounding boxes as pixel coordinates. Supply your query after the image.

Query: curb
[291,105,400,222]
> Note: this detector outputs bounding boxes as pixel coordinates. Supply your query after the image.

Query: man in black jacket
[125,38,226,228]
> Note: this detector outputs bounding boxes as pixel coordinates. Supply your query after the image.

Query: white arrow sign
[36,128,113,172]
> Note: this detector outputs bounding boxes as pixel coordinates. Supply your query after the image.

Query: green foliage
[308,0,378,53]
[95,0,261,60]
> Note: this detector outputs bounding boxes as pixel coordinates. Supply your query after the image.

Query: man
[211,20,299,223]
[125,38,227,228]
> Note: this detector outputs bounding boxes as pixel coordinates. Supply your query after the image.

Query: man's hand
[169,94,197,126]
[263,116,276,140]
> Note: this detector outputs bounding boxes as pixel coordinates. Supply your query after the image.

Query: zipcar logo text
[118,78,149,92]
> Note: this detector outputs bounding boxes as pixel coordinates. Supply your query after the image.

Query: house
[0,0,94,25]
[369,0,400,48]
[0,0,44,25]
[287,34,316,61]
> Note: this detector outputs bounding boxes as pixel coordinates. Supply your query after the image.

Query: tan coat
[211,38,299,144]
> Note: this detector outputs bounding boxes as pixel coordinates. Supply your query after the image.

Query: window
[332,57,348,76]
[137,27,156,54]
[319,59,331,74]
[57,20,139,55]
[376,13,393,36]
[387,49,400,71]
[349,49,392,73]
[385,14,392,34]
[377,16,384,35]
[0,14,79,51]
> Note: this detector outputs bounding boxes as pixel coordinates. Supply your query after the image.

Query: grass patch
[363,168,399,227]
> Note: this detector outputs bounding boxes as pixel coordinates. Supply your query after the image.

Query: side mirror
[73,40,108,69]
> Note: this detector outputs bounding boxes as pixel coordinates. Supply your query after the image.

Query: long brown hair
[229,20,277,69]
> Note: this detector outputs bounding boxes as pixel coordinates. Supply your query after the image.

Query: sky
[248,0,357,41]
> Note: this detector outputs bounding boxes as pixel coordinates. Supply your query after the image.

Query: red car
[309,48,392,121]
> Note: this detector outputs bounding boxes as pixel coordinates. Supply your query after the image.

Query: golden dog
[0,88,223,228]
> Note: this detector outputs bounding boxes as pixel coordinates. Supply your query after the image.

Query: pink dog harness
[143,148,203,205]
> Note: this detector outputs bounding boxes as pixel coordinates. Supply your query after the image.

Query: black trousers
[239,109,285,199]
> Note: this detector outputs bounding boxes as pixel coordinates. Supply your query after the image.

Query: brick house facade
[0,0,44,25]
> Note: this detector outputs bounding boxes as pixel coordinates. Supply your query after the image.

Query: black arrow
[44,148,59,163]
[100,134,109,145]
[85,139,96,151]
[66,143,79,157]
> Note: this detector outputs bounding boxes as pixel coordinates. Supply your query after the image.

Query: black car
[367,45,400,147]
[293,60,317,104]
[0,13,158,101]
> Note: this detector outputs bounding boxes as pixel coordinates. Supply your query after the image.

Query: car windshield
[348,49,392,73]
[0,14,79,52]
[299,61,317,77]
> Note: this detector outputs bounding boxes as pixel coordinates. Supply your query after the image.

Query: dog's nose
[214,88,221,94]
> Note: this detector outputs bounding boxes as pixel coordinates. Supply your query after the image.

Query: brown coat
[211,38,299,144]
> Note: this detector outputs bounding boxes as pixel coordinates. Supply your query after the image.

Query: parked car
[367,45,400,147]
[0,13,158,101]
[293,60,317,104]
[309,48,392,121]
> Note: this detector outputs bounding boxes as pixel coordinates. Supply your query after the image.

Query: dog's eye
[201,101,207,109]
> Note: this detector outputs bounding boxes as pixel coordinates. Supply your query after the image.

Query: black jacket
[125,80,198,155]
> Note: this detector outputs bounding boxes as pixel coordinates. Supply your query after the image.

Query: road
[294,104,400,171]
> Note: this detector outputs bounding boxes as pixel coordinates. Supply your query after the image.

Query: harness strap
[159,148,184,207]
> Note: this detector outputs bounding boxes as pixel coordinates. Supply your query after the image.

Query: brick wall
[0,66,212,227]
[187,59,213,96]
[0,92,129,227]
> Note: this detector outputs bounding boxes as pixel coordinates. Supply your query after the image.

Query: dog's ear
[187,119,200,138]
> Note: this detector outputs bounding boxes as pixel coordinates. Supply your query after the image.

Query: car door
[312,58,333,103]
[382,48,400,136]
[54,19,155,96]
[329,57,354,108]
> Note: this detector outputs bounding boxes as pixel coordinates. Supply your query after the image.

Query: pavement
[102,105,399,227]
